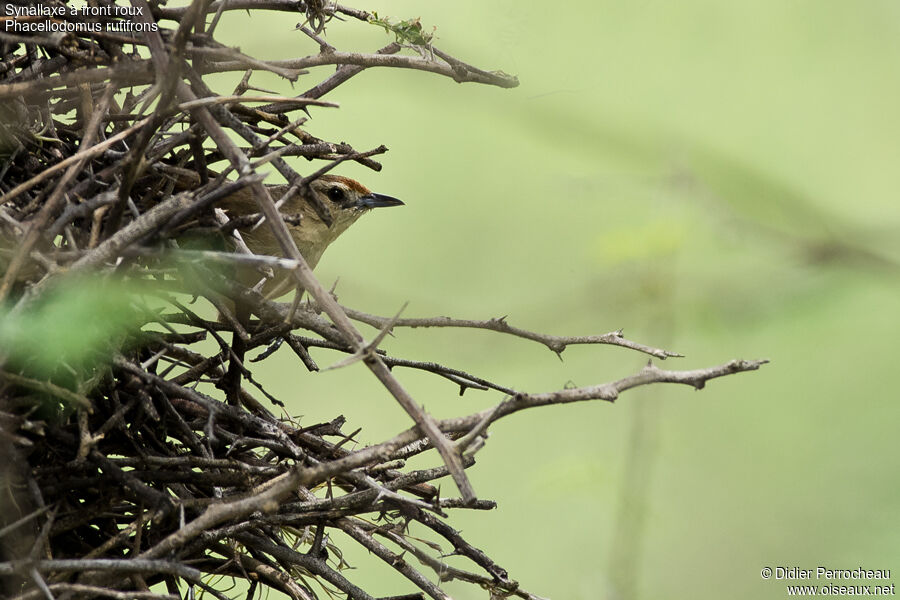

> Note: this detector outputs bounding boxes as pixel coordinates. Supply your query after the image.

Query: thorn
[323,303,408,371]
[368,301,408,348]
[323,351,366,371]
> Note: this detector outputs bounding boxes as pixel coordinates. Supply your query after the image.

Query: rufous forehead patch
[318,174,371,195]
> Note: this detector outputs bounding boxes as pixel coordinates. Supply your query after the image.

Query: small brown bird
[219,174,403,297]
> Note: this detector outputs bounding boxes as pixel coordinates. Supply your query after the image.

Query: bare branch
[211,50,518,88]
[340,305,682,359]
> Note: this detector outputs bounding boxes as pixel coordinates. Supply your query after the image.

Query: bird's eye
[326,187,345,202]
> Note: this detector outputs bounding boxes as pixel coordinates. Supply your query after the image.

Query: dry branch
[0,2,764,599]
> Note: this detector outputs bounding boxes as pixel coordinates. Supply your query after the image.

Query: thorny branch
[0,1,764,599]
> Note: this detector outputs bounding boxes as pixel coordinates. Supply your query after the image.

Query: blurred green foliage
[0,277,143,395]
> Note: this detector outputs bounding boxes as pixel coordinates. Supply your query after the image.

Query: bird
[217,174,403,297]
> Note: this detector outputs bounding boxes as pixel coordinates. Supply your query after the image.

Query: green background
[212,2,900,598]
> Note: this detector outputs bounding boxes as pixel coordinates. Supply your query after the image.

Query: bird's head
[310,174,405,212]
[278,174,403,267]
[220,174,403,296]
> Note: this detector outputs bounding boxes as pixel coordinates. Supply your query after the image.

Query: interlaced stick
[0,2,766,599]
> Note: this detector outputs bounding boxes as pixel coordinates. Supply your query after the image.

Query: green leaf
[0,276,144,382]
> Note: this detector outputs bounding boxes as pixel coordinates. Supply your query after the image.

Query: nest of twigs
[0,2,765,599]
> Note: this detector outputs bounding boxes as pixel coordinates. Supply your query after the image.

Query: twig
[339,305,683,359]
[208,51,518,88]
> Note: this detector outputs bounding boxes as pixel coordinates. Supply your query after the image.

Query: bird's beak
[356,193,404,209]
